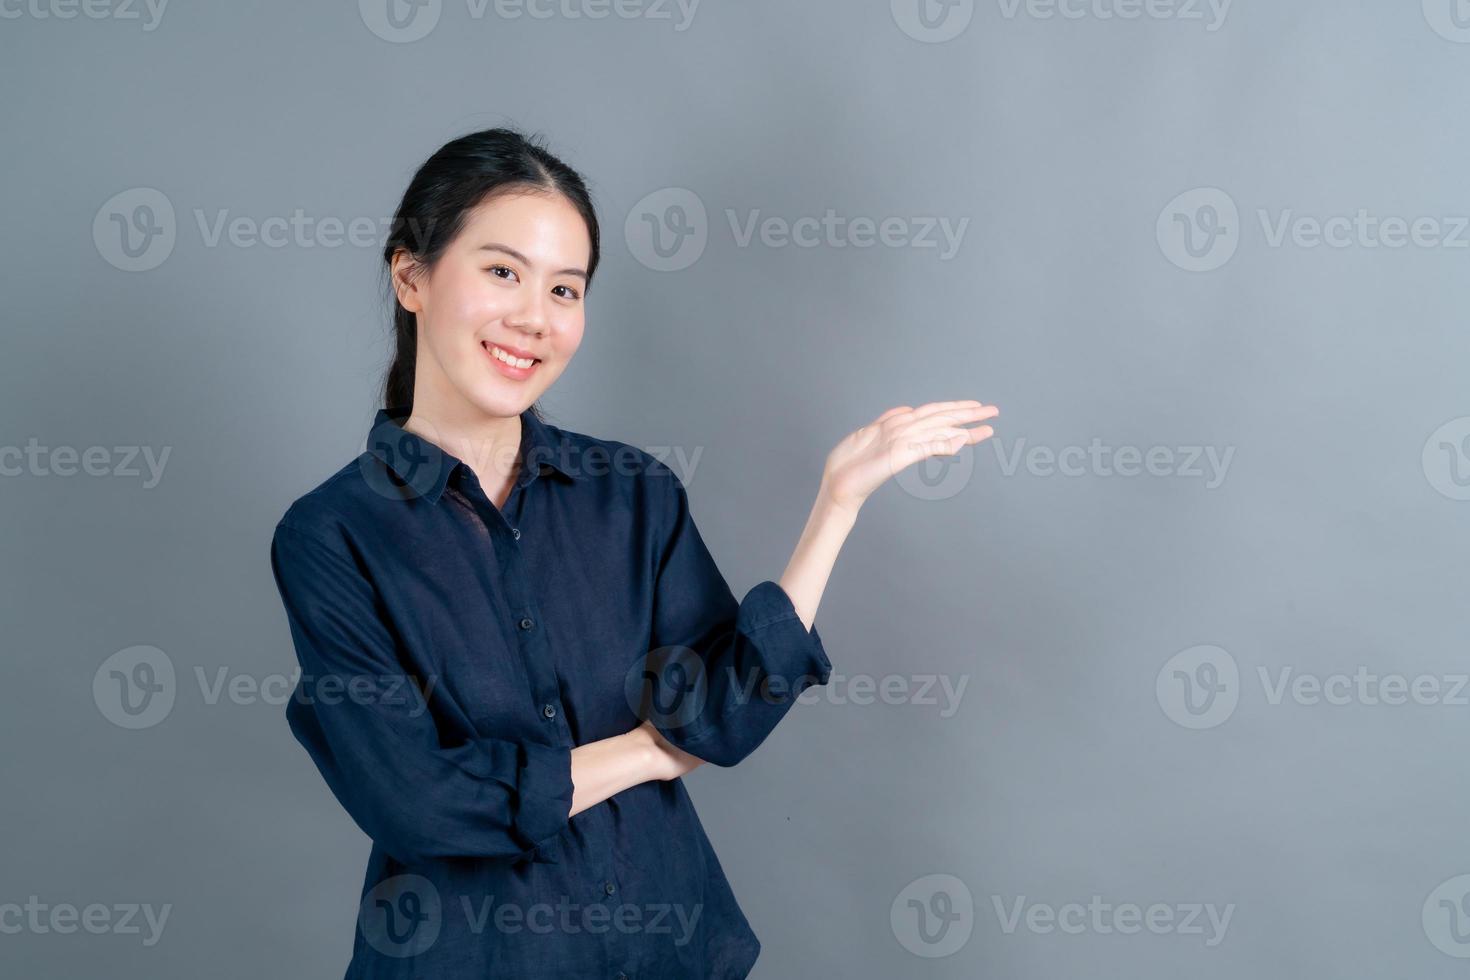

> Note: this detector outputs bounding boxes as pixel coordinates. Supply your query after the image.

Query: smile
[483,341,542,379]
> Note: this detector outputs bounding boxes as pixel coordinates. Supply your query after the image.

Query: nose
[506,287,549,337]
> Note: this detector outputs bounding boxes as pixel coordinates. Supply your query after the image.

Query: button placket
[459,479,564,742]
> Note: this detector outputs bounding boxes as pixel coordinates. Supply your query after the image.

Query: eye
[486,264,517,281]
[553,284,582,301]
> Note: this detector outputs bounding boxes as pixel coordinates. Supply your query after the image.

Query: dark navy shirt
[269,406,833,979]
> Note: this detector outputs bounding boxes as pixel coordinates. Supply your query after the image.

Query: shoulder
[272,454,382,551]
[545,420,684,490]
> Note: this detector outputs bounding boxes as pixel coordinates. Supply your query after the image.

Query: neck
[402,399,524,493]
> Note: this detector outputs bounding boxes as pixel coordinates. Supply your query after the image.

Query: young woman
[269,127,998,979]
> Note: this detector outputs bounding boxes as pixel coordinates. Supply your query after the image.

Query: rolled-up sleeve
[270,521,573,865]
[645,467,833,767]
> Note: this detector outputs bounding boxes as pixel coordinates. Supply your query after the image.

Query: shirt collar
[366,405,581,504]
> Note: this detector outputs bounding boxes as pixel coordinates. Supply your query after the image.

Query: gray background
[4,0,1469,976]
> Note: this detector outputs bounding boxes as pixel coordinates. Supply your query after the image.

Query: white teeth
[488,344,536,369]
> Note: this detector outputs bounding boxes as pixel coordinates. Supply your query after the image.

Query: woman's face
[394,190,590,421]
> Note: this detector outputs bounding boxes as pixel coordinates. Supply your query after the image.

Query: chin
[461,386,538,419]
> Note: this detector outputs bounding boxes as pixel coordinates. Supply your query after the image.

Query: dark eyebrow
[477,243,588,281]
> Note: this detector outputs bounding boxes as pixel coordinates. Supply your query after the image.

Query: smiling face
[391,189,590,423]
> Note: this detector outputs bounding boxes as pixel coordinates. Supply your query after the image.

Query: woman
[269,127,998,978]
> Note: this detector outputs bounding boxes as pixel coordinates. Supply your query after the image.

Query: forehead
[458,191,591,256]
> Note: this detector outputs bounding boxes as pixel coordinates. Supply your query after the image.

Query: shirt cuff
[511,741,574,861]
[740,579,833,688]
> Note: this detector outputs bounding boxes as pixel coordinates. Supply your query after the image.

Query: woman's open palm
[821,400,999,513]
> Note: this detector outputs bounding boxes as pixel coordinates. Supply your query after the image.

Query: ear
[390,250,424,314]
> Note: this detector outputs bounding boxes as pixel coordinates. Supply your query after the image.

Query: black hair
[380,127,600,418]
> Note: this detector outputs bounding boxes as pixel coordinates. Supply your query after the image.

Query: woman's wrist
[626,720,671,781]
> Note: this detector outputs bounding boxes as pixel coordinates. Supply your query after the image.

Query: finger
[903,425,995,462]
[902,405,997,432]
[937,404,1000,424]
[903,405,999,434]
[965,424,995,444]
[908,400,990,421]
[872,405,914,426]
[887,430,964,471]
[937,425,994,446]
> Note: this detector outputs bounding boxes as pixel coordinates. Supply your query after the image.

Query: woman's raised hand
[818,400,999,514]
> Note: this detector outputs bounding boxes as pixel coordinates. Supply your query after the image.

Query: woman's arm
[568,720,704,817]
[777,493,859,634]
[779,400,1000,632]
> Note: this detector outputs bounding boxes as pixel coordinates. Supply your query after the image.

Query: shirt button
[519,617,535,630]
[512,527,521,540]
[603,881,616,896]
[615,974,628,980]
[542,703,557,719]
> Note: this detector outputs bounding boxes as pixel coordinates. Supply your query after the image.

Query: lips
[482,340,542,363]
[482,340,542,381]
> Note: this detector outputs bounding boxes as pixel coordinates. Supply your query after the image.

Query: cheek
[553,316,585,357]
[435,267,505,327]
